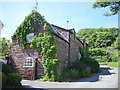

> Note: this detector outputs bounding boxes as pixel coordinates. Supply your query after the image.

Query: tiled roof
[51,24,74,32]
[50,24,84,45]
[50,24,69,43]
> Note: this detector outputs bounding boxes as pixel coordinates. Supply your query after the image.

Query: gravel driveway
[21,65,118,88]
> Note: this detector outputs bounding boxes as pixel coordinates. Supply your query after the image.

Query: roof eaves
[53,32,69,44]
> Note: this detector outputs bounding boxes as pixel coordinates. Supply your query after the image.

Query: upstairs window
[24,57,33,67]
[26,33,34,41]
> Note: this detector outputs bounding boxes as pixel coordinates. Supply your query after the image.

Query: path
[21,65,118,88]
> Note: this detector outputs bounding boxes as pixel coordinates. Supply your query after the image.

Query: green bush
[68,61,87,71]
[60,56,100,81]
[81,57,100,73]
[70,69,80,79]
[60,67,71,81]
[88,59,99,73]
[7,73,22,87]
[81,68,90,77]
[61,61,91,81]
[0,72,7,87]
[2,63,13,75]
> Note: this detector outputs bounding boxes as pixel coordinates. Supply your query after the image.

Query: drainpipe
[34,58,38,80]
[68,31,70,65]
[67,21,70,65]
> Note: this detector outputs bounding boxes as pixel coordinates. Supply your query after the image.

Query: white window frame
[26,33,34,41]
[23,57,33,67]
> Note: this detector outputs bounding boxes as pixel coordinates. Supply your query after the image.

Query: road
[21,65,118,88]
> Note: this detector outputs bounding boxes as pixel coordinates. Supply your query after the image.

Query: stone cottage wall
[54,35,69,78]
[70,33,83,63]
[11,23,84,80]
[11,39,44,80]
[11,24,45,80]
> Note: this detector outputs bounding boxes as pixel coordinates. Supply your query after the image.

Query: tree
[0,37,11,59]
[77,28,118,48]
[76,27,119,62]
[93,1,120,16]
[112,34,120,50]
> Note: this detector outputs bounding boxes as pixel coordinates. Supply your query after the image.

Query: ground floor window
[24,57,33,67]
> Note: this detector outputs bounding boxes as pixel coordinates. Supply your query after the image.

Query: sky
[0,1,118,41]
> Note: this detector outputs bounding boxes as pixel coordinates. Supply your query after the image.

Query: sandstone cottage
[10,10,86,80]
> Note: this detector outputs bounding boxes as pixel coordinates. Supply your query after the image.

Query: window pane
[26,33,34,41]
[24,57,33,67]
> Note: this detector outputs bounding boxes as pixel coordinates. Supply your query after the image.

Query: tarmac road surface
[21,65,118,88]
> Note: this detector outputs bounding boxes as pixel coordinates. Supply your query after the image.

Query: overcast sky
[0,2,118,40]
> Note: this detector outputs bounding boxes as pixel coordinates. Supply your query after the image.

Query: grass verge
[99,62,118,67]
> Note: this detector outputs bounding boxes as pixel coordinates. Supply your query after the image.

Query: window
[26,33,34,41]
[24,57,33,67]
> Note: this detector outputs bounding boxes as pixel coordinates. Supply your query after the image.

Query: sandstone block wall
[11,24,84,80]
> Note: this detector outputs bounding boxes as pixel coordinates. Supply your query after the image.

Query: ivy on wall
[12,10,45,49]
[30,23,58,81]
[12,10,58,81]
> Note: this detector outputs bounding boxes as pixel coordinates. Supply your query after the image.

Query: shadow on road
[73,66,116,82]
[2,85,45,90]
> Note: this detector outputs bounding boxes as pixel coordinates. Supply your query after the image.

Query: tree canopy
[0,37,11,59]
[76,27,119,62]
[93,1,120,16]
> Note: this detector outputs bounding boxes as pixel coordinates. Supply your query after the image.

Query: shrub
[60,62,89,81]
[69,61,87,71]
[60,56,100,81]
[81,57,100,73]
[87,59,99,73]
[81,68,90,77]
[70,69,80,79]
[7,73,22,87]
[60,67,71,81]
[0,72,7,87]
[2,63,13,75]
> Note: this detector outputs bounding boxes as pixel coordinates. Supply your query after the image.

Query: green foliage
[80,57,100,73]
[112,34,120,50]
[2,63,13,75]
[107,47,118,62]
[79,47,89,57]
[7,73,22,87]
[89,48,106,56]
[99,62,118,67]
[12,10,58,81]
[89,47,118,62]
[1,63,22,87]
[87,32,115,48]
[60,56,99,81]
[93,1,120,16]
[0,72,7,87]
[77,27,119,62]
[81,68,90,77]
[77,27,118,38]
[30,22,58,82]
[70,69,80,79]
[60,65,82,81]
[12,10,45,49]
[79,43,99,73]
[60,67,71,81]
[0,38,11,59]
[107,62,118,67]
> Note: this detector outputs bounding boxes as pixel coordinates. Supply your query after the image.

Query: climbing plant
[12,10,45,49]
[12,10,58,81]
[30,23,58,81]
